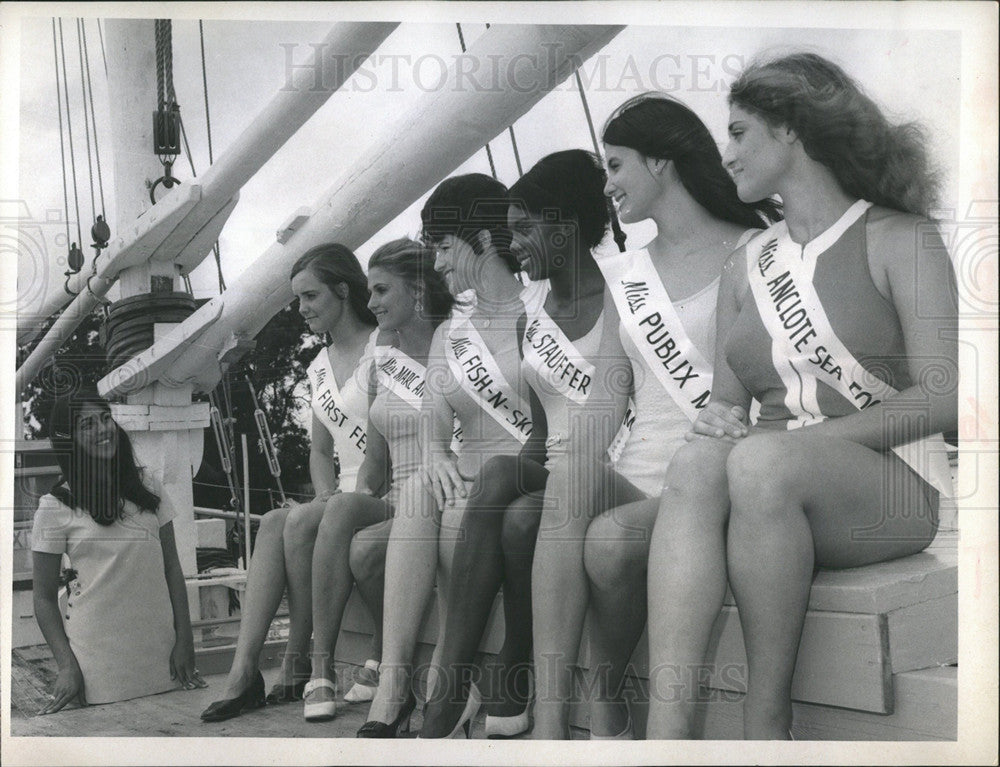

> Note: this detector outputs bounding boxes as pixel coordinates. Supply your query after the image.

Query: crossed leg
[305,493,392,708]
[212,501,323,702]
[419,454,547,737]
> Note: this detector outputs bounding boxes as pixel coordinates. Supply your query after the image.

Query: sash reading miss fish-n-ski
[746,200,953,496]
[601,248,714,423]
[446,314,532,444]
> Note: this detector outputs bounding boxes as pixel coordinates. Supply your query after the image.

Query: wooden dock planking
[12,532,956,739]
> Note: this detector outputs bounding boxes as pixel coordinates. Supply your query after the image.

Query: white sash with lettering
[374,345,427,412]
[446,313,532,444]
[522,306,596,405]
[746,200,952,496]
[308,348,368,458]
[600,248,714,422]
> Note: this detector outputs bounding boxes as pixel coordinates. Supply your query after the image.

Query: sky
[10,9,965,315]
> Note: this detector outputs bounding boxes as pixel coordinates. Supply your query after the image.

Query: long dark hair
[421,174,518,274]
[47,386,159,525]
[508,149,611,252]
[367,238,454,327]
[602,92,782,231]
[290,243,378,327]
[728,53,939,216]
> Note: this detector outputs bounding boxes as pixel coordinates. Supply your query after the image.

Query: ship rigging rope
[80,19,107,221]
[199,20,215,165]
[483,23,524,177]
[57,19,84,253]
[51,20,73,289]
[76,20,98,230]
[171,21,226,294]
[155,19,177,110]
[455,23,498,180]
[573,69,627,253]
[96,19,108,77]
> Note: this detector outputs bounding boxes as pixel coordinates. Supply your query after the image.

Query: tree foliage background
[17,302,319,514]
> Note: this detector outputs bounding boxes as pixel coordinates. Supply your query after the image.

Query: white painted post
[101,19,202,620]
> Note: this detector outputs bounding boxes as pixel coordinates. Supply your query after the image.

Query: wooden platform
[10,532,957,741]
[335,528,959,739]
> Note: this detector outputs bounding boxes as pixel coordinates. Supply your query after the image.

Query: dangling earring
[415,297,424,316]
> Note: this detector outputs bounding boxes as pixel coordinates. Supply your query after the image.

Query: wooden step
[334,532,957,717]
[565,665,957,740]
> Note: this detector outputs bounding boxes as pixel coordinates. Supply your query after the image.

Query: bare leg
[420,455,547,737]
[493,493,544,716]
[726,434,938,739]
[350,519,393,661]
[306,493,391,706]
[365,474,443,725]
[216,507,291,699]
[426,501,466,705]
[531,454,642,739]
[584,497,658,737]
[277,501,326,687]
[646,438,734,739]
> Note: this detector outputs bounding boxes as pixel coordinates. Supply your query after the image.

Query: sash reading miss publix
[602,248,713,423]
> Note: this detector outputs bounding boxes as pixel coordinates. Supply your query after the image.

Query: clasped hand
[686,402,749,443]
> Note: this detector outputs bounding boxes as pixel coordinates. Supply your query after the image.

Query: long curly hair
[47,386,159,525]
[602,92,782,230]
[728,52,940,216]
[367,238,455,327]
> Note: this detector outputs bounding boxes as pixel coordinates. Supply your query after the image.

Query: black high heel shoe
[265,677,308,705]
[200,671,266,722]
[356,692,417,738]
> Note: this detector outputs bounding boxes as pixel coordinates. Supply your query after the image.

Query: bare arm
[354,387,391,498]
[159,521,204,688]
[797,214,959,447]
[421,323,467,507]
[689,247,754,441]
[309,413,339,500]
[33,551,85,712]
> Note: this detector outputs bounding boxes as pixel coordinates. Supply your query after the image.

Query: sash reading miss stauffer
[522,306,596,406]
[446,313,532,444]
[745,199,952,496]
[600,248,714,422]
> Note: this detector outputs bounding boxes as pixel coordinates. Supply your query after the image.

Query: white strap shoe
[302,678,337,722]
[344,659,380,703]
[590,709,633,740]
[484,704,530,739]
